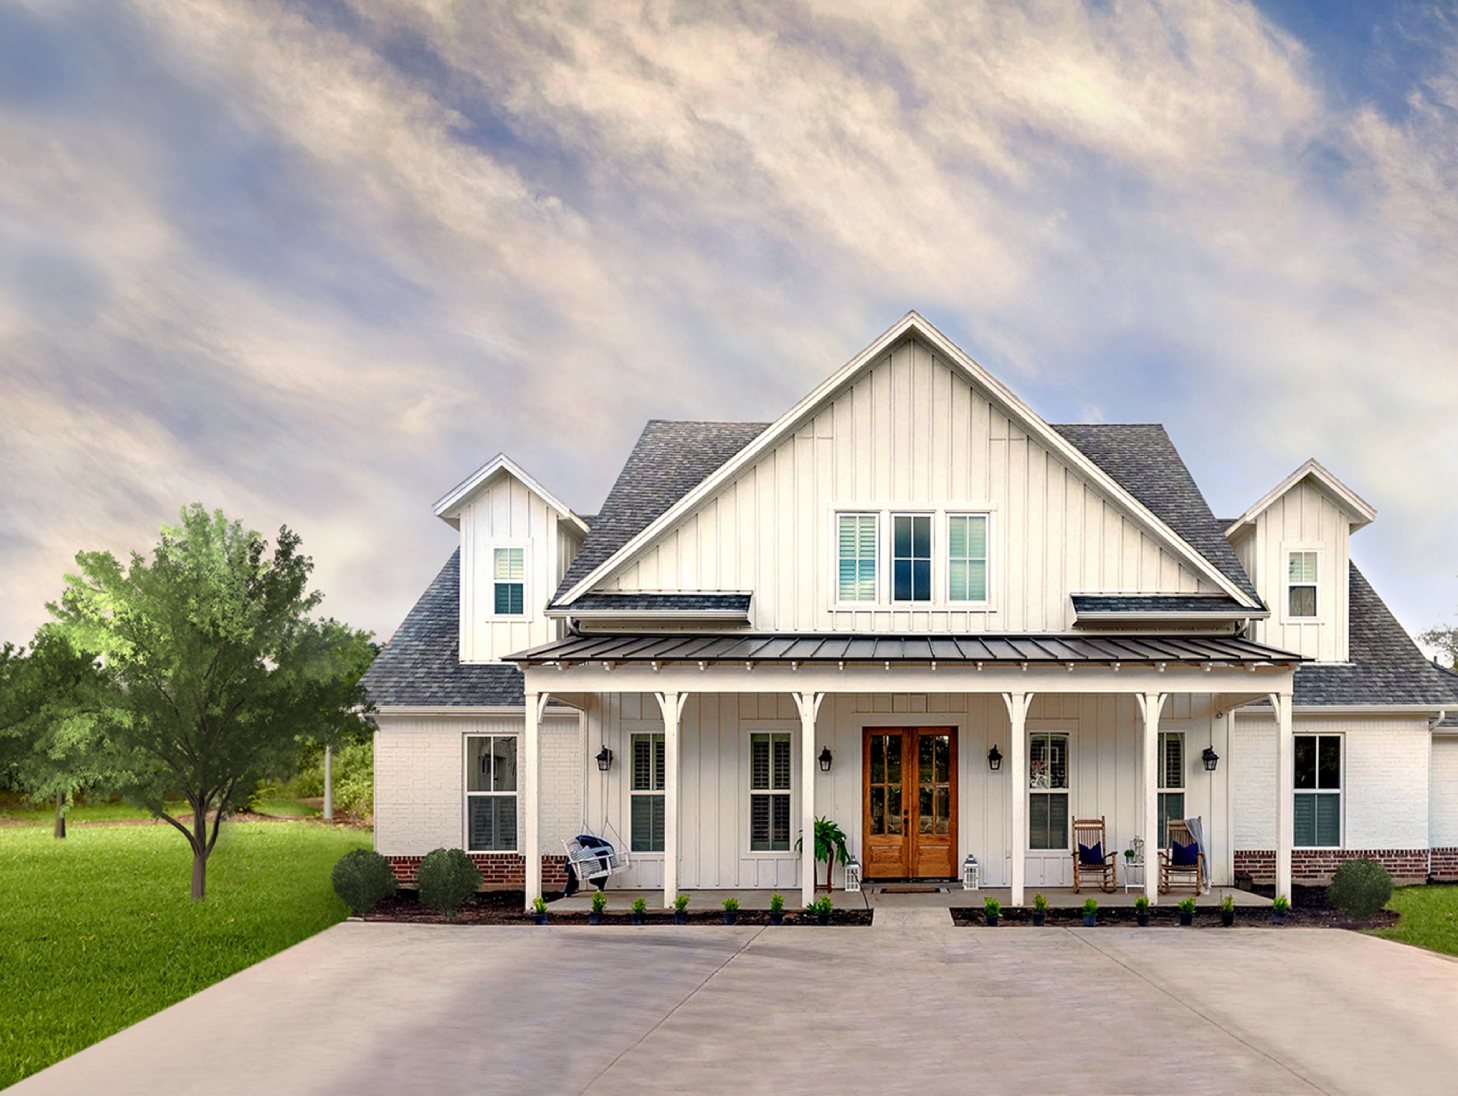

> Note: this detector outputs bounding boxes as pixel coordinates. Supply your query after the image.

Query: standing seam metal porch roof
[506,632,1303,666]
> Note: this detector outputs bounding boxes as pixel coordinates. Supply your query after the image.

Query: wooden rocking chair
[1158,819,1205,895]
[1071,817,1117,894]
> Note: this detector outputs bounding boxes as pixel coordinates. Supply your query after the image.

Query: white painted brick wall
[1431,738,1458,847]
[374,712,584,857]
[1233,713,1430,850]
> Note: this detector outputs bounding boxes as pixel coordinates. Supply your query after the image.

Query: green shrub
[673,893,690,911]
[1178,896,1197,913]
[591,889,607,913]
[291,740,374,817]
[1272,894,1290,913]
[330,848,397,916]
[769,892,785,913]
[722,896,740,912]
[1328,858,1393,919]
[1082,897,1098,915]
[1134,895,1149,912]
[1219,894,1235,913]
[983,896,1000,916]
[531,897,547,915]
[1033,892,1048,912]
[632,897,648,914]
[416,848,480,918]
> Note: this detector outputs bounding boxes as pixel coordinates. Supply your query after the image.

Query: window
[1028,732,1070,850]
[1295,734,1341,847]
[892,514,931,602]
[630,733,665,852]
[1288,551,1318,618]
[1157,731,1185,846]
[493,547,525,615]
[749,732,792,851]
[466,735,517,851]
[837,514,878,602]
[948,514,989,602]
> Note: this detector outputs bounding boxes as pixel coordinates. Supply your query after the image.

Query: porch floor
[550,884,1269,912]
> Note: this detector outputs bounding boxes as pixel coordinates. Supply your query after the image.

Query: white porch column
[1002,692,1032,907]
[1271,691,1294,901]
[794,692,825,910]
[654,691,687,909]
[1138,693,1167,904]
[522,690,548,910]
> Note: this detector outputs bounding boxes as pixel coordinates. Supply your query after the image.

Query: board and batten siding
[578,690,1226,890]
[456,469,579,662]
[600,335,1218,632]
[1429,736,1458,849]
[1229,478,1353,663]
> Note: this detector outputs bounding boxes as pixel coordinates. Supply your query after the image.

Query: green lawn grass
[1372,884,1458,957]
[0,821,369,1087]
[0,793,322,826]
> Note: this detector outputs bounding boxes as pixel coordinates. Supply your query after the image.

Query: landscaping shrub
[417,847,481,917]
[1327,857,1393,919]
[292,740,374,817]
[330,848,397,916]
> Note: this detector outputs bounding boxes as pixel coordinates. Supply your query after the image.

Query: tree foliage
[1420,624,1458,671]
[48,504,375,899]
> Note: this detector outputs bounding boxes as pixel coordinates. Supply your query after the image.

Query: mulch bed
[949,895,1396,931]
[361,892,873,926]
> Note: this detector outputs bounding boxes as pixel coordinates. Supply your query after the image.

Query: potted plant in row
[809,896,833,925]
[532,897,549,926]
[769,892,785,926]
[674,893,690,924]
[1032,892,1048,927]
[983,896,1000,927]
[589,889,607,925]
[631,897,648,925]
[1219,894,1236,927]
[1178,896,1196,926]
[1134,895,1150,927]
[722,896,740,925]
[1082,898,1098,927]
[1272,894,1290,925]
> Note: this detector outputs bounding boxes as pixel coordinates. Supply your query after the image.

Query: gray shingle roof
[552,420,769,604]
[1291,564,1458,708]
[1051,424,1262,604]
[1072,594,1252,615]
[563,592,752,613]
[360,550,525,708]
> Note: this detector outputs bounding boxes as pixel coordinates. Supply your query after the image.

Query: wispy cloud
[2,0,1457,641]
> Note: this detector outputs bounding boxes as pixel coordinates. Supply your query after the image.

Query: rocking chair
[1071,817,1118,894]
[1158,819,1205,895]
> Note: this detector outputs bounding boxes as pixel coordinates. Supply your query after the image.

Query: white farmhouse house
[362,313,1458,909]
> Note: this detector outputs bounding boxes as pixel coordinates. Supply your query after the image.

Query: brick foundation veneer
[1431,848,1458,882]
[386,854,568,890]
[1235,848,1430,884]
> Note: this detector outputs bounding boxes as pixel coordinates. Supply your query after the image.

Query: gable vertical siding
[602,335,1216,631]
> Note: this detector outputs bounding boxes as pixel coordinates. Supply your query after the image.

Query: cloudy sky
[2,0,1457,647]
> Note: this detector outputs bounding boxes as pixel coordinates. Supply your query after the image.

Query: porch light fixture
[595,746,614,772]
[987,745,1003,772]
[818,746,833,772]
[1201,745,1220,773]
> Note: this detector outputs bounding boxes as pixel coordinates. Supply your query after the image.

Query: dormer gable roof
[1224,458,1377,539]
[433,452,589,536]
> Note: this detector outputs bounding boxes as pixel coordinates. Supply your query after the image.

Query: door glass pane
[870,786,886,834]
[886,735,901,784]
[918,785,933,834]
[1294,736,1316,790]
[887,783,902,833]
[1318,737,1340,789]
[934,735,949,782]
[870,734,884,784]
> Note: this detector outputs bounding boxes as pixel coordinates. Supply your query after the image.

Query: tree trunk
[191,805,209,901]
[53,792,66,840]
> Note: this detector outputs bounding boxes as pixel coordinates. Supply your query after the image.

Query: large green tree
[50,505,375,899]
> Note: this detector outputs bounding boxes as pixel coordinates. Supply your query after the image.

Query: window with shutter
[630,733,665,852]
[493,547,526,616]
[1157,731,1185,846]
[1028,732,1070,850]
[837,514,878,602]
[947,514,989,602]
[749,732,792,851]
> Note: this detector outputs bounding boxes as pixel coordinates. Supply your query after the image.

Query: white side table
[1123,858,1145,892]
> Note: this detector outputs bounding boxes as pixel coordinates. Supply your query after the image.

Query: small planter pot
[1082,913,1097,927]
[1136,912,1150,927]
[816,910,831,926]
[985,913,999,927]
[674,910,689,925]
[769,911,784,925]
[1220,909,1235,927]
[533,912,549,926]
[589,911,603,925]
[1179,910,1194,927]
[723,910,738,925]
[1272,909,1287,925]
[1031,911,1046,927]
[631,911,646,925]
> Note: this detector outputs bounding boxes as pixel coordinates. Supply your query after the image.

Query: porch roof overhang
[506,632,1302,697]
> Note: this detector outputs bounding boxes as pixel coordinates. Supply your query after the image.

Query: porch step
[871,908,953,931]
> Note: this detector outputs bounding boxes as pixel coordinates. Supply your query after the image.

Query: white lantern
[961,854,980,891]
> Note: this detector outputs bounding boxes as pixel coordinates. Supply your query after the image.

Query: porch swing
[562,820,630,893]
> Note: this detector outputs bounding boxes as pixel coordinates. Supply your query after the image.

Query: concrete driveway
[14,915,1458,1096]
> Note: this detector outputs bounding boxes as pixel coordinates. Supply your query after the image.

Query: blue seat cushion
[1077,841,1104,867]
[1171,839,1199,867]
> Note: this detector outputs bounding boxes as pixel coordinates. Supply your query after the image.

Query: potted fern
[631,897,648,925]
[1134,894,1150,927]
[1032,892,1048,927]
[722,896,740,925]
[1082,897,1098,927]
[795,817,851,893]
[1178,896,1196,926]
[532,896,548,925]
[810,895,833,925]
[1272,894,1290,925]
[673,893,690,925]
[589,889,607,925]
[1219,894,1236,927]
[983,896,1001,927]
[769,892,785,926]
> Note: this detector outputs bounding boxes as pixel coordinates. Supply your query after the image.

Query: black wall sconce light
[1202,745,1220,773]
[987,745,1003,772]
[818,746,833,772]
[595,746,614,772]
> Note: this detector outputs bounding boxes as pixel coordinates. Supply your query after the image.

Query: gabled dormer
[1225,459,1376,663]
[434,454,589,663]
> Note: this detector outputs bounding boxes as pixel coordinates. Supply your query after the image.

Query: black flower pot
[1031,911,1046,927]
[769,911,784,925]
[589,911,603,925]
[631,911,646,925]
[723,911,738,925]
[1136,912,1150,927]
[1272,909,1286,925]
[534,912,548,925]
[985,913,999,927]
[1082,913,1097,927]
[1179,910,1193,926]
[1220,909,1235,927]
[816,910,830,925]
[674,910,688,925]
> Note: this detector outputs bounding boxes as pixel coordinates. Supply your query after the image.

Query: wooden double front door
[862,727,957,880]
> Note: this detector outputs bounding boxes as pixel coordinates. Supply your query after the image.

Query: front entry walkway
[551,885,1269,912]
[16,922,1457,1095]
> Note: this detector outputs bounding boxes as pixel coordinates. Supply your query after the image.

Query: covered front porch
[512,633,1301,912]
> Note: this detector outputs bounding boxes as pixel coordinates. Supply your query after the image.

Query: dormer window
[1287,551,1318,618]
[493,547,526,615]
